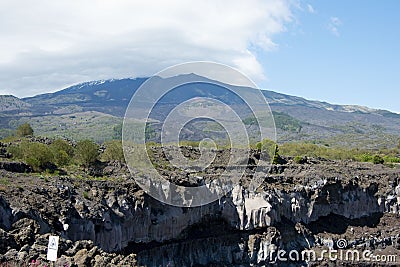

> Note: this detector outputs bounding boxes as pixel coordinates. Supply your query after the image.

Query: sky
[0,0,399,112]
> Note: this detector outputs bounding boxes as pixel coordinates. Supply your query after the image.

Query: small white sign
[47,235,59,262]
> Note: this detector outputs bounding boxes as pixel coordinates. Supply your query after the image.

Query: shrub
[251,139,280,164]
[357,153,373,162]
[383,156,400,163]
[294,155,306,164]
[279,142,359,160]
[50,139,74,166]
[54,150,70,167]
[82,191,89,199]
[8,141,53,171]
[102,140,125,162]
[254,139,278,156]
[6,144,23,159]
[16,123,34,137]
[372,155,384,164]
[75,140,99,167]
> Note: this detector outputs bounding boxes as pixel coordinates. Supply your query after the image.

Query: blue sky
[260,0,400,112]
[0,0,398,113]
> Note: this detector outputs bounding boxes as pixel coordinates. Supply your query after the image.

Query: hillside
[0,75,399,148]
[0,95,31,112]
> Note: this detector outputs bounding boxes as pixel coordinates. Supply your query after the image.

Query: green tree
[102,140,125,162]
[75,140,99,167]
[16,123,33,137]
[50,139,74,166]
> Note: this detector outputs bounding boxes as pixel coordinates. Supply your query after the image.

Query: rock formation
[0,152,399,266]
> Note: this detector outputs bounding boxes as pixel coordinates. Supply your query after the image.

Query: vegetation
[113,123,122,139]
[279,141,399,164]
[372,155,384,164]
[9,112,119,143]
[50,139,74,166]
[383,155,400,163]
[102,140,125,162]
[242,111,302,133]
[272,111,302,133]
[16,123,34,137]
[0,178,10,186]
[251,138,284,164]
[145,123,156,140]
[7,138,79,171]
[5,136,129,173]
[82,191,89,199]
[75,140,99,167]
[253,138,278,158]
[294,155,305,164]
[279,142,355,160]
[321,132,400,150]
[3,130,399,175]
[8,141,53,171]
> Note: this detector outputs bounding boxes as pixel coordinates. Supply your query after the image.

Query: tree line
[6,123,124,172]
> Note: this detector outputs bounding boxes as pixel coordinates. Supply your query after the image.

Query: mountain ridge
[0,75,399,148]
[16,76,399,116]
[0,73,394,116]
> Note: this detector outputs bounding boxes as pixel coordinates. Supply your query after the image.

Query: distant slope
[0,95,31,112]
[0,75,399,148]
[261,89,380,114]
[21,76,399,118]
[22,78,147,117]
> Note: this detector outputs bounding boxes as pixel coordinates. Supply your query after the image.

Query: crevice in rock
[308,212,383,235]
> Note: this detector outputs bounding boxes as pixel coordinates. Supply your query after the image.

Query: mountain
[0,75,399,148]
[21,78,147,117]
[0,95,32,112]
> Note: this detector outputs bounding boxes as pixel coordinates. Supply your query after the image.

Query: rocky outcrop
[0,158,399,266]
[0,142,11,159]
[0,161,32,173]
[135,228,287,267]
[60,178,395,252]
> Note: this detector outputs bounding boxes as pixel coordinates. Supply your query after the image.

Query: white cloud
[328,16,342,37]
[307,4,315,13]
[0,0,294,97]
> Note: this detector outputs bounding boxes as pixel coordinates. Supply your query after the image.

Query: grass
[82,191,89,199]
[0,135,25,143]
[0,178,10,186]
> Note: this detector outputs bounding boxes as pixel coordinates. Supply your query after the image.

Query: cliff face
[0,158,399,266]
